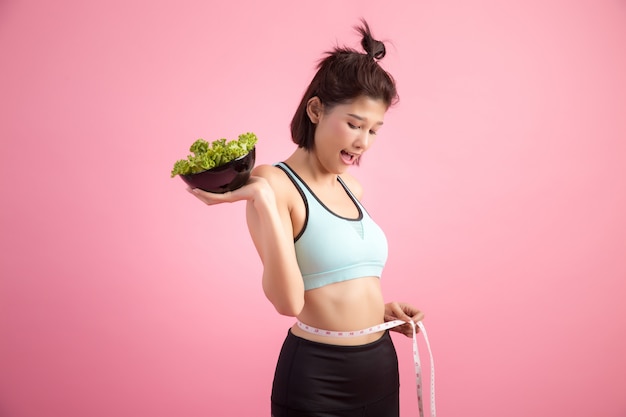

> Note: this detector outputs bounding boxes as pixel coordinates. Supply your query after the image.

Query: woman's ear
[306,97,323,123]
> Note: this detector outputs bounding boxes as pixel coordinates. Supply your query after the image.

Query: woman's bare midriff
[291,276,386,346]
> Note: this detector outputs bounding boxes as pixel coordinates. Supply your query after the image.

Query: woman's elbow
[273,298,304,317]
[262,276,305,317]
[264,287,304,317]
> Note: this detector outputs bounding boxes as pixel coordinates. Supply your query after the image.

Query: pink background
[1,0,625,416]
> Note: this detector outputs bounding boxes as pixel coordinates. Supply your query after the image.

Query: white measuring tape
[297,320,436,417]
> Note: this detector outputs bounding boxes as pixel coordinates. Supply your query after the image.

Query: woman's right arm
[245,165,304,316]
[188,165,305,316]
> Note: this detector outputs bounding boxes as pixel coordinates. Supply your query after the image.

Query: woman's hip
[271,329,399,413]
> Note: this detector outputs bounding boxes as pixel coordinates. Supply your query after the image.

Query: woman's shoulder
[251,163,286,182]
[339,171,364,200]
[251,163,294,196]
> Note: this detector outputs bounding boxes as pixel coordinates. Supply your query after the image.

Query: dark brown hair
[290,19,399,149]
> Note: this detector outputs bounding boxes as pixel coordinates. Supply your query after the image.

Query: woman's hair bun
[356,19,386,60]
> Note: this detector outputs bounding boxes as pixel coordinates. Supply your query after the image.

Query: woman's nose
[355,131,371,149]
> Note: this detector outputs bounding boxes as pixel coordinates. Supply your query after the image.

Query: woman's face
[311,95,387,174]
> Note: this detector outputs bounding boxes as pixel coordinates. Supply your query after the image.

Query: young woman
[190,20,424,417]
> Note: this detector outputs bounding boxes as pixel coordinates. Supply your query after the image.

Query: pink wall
[1,0,625,416]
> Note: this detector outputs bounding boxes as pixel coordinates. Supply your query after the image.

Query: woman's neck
[284,148,340,188]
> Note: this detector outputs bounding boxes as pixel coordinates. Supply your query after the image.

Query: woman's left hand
[384,302,425,337]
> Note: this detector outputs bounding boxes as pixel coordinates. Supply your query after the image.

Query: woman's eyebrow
[347,113,384,125]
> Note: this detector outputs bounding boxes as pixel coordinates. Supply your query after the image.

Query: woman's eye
[348,123,359,129]
[369,130,377,135]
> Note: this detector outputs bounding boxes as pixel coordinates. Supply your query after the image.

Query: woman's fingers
[389,302,412,322]
[186,177,269,205]
[410,309,425,323]
[385,302,425,337]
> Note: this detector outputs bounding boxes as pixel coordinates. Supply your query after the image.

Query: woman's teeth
[341,151,356,163]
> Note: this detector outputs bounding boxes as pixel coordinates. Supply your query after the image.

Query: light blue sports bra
[275,162,388,291]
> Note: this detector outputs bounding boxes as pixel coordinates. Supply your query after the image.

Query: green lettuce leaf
[170,132,257,177]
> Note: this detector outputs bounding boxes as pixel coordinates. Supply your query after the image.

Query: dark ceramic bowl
[179,147,256,193]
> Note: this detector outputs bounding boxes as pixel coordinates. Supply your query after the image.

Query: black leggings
[271,330,400,417]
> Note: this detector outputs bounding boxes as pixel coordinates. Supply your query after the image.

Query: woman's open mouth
[341,150,359,165]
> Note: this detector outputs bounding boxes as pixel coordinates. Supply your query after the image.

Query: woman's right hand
[187,176,273,206]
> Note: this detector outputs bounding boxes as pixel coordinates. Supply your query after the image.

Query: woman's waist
[290,322,388,346]
[293,305,386,345]
[294,276,385,345]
